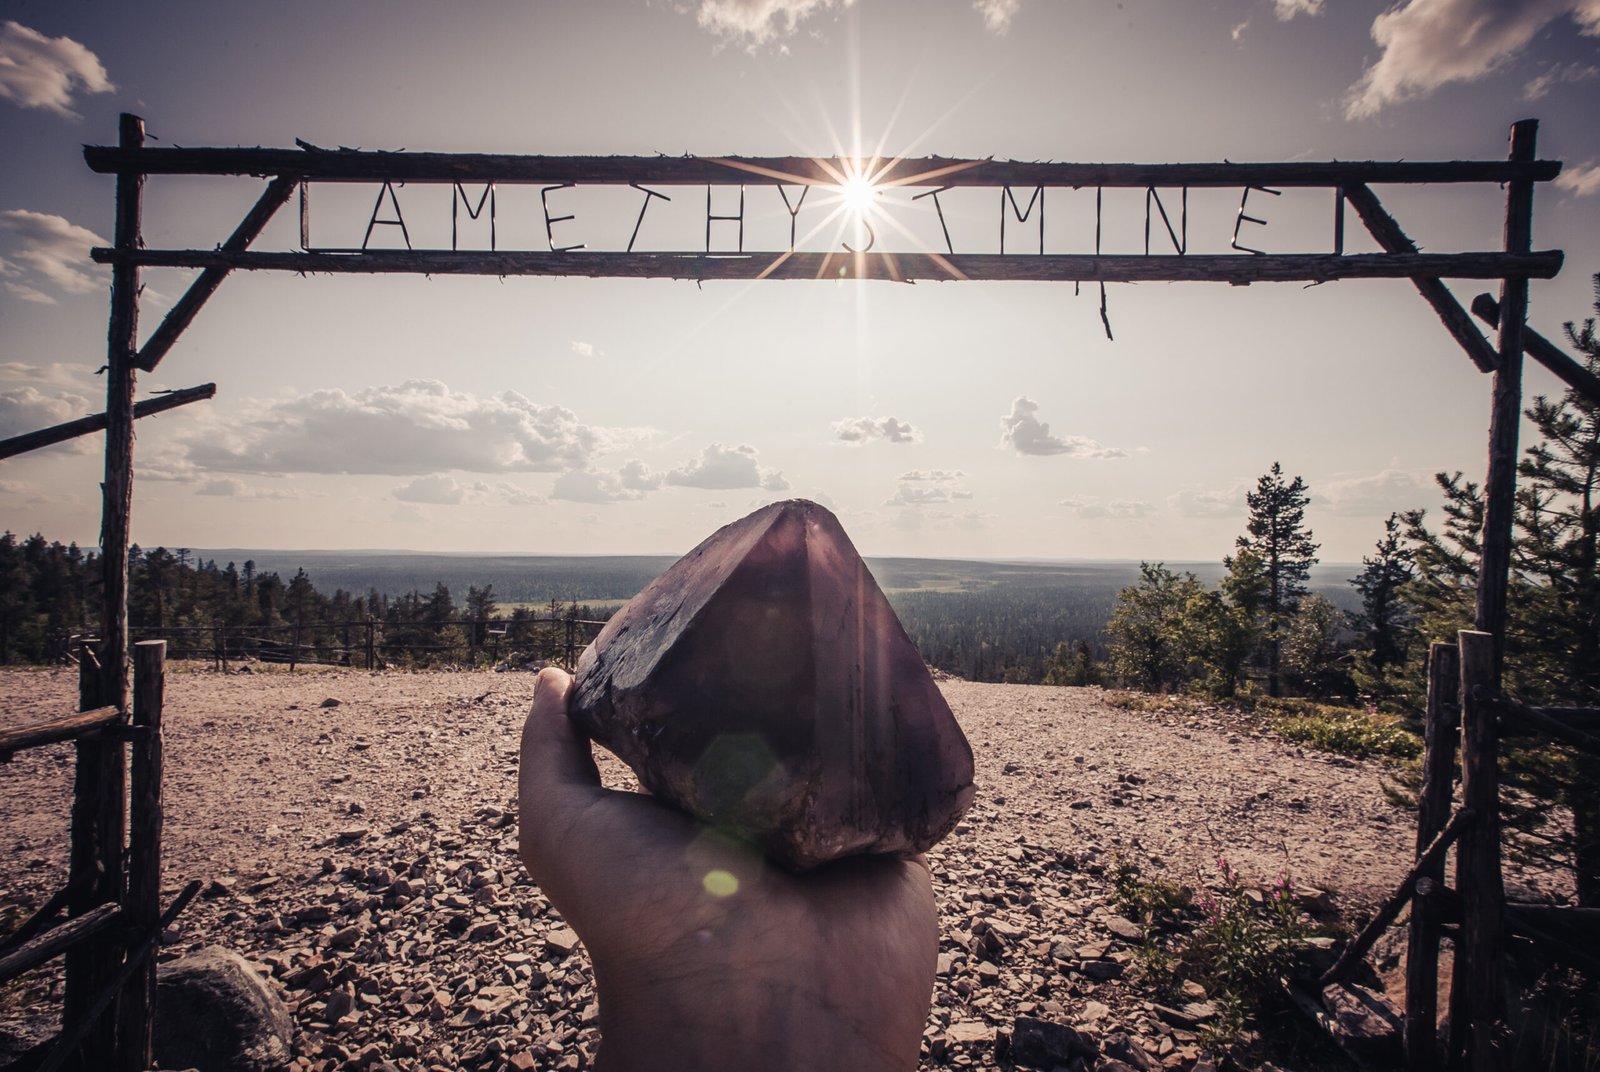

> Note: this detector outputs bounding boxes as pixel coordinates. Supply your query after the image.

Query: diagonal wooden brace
[1470,292,1600,407]
[1344,183,1500,373]
[134,176,295,372]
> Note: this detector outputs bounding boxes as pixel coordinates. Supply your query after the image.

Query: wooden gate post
[1474,119,1537,681]
[115,640,165,1072]
[1406,640,1460,1071]
[1451,630,1504,1071]
[63,639,123,1068]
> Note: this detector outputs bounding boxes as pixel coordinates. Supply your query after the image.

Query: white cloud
[899,468,966,483]
[694,0,854,44]
[495,481,544,507]
[552,467,648,504]
[1346,0,1600,118]
[1273,0,1323,19]
[0,361,94,389]
[1555,162,1600,197]
[1314,468,1430,517]
[0,209,107,298]
[394,474,471,505]
[1523,60,1600,99]
[973,0,1021,33]
[665,442,789,490]
[570,340,599,358]
[1168,484,1248,520]
[196,477,321,501]
[182,380,614,476]
[1059,496,1157,520]
[0,384,90,442]
[887,484,952,506]
[5,282,54,304]
[1231,18,1251,40]
[999,396,1126,458]
[832,414,921,444]
[0,21,113,119]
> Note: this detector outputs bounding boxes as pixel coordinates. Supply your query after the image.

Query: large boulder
[154,945,293,1072]
[571,499,975,870]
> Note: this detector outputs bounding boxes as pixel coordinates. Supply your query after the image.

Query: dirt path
[1,668,1425,1071]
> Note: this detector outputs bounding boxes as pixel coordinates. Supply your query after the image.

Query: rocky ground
[0,666,1518,1071]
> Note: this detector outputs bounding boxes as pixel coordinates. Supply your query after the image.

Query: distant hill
[190,549,1363,612]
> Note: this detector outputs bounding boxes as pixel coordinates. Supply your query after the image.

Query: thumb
[519,667,601,799]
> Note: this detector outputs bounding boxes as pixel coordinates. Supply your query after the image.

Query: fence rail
[121,615,608,672]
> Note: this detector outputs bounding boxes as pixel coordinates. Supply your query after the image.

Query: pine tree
[1351,512,1416,704]
[1228,462,1319,696]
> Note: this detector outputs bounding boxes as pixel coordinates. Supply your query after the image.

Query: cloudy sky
[2,0,1598,562]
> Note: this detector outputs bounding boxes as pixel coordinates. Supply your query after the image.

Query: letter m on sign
[453,183,496,251]
[1001,186,1043,255]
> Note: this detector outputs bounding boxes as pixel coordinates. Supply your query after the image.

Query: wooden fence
[0,641,200,1072]
[119,614,607,673]
[1319,629,1600,1070]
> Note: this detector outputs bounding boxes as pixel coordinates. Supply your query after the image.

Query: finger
[519,667,601,800]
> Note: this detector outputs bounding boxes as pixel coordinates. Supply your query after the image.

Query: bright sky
[2,0,1598,562]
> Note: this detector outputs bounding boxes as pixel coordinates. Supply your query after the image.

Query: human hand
[518,667,938,1072]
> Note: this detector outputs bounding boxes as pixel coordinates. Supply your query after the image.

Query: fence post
[468,618,477,669]
[63,638,124,1068]
[290,620,301,673]
[1451,630,1504,1071]
[366,618,376,671]
[1406,640,1459,1071]
[114,641,164,1072]
[565,615,577,671]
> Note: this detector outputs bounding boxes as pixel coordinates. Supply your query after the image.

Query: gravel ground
[0,666,1448,1071]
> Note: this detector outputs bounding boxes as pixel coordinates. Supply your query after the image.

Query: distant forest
[0,535,1358,683]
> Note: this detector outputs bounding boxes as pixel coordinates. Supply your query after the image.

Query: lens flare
[703,869,739,897]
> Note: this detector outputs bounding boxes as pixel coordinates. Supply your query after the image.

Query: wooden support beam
[114,641,164,1072]
[1490,697,1600,756]
[88,247,1564,285]
[0,904,121,988]
[1470,292,1600,408]
[0,707,120,761]
[1343,184,1500,373]
[0,884,77,956]
[1453,630,1505,1072]
[80,145,1563,188]
[1475,120,1538,681]
[1406,641,1460,1072]
[0,384,216,462]
[1319,807,1473,987]
[134,178,294,372]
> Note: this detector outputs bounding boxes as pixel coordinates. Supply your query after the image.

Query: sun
[840,171,878,216]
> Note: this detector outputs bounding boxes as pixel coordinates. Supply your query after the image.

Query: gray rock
[1006,1016,1098,1068]
[154,945,294,1072]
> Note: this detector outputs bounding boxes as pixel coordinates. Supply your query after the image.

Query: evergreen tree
[1228,462,1319,696]
[1106,563,1206,691]
[1351,512,1417,704]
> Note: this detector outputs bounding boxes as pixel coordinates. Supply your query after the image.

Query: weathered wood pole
[114,641,164,1072]
[1474,119,1537,681]
[1406,641,1460,1071]
[63,640,122,1069]
[100,111,144,712]
[1451,631,1504,1072]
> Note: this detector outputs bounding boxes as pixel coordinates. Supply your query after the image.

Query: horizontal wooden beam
[82,146,1564,189]
[136,177,295,372]
[1344,183,1501,374]
[0,903,121,986]
[89,247,1564,284]
[0,707,121,761]
[0,384,216,462]
[1471,292,1600,407]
